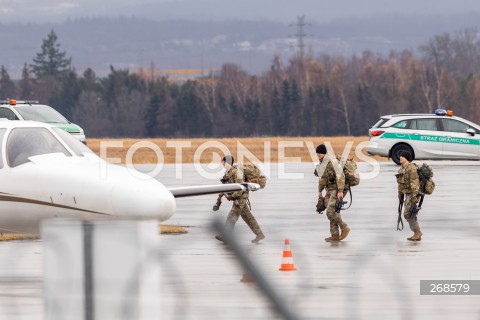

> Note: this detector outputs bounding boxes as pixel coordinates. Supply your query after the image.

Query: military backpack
[237,163,267,189]
[416,163,435,195]
[336,155,360,187]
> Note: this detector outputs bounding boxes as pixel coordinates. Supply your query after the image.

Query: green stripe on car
[380,132,480,145]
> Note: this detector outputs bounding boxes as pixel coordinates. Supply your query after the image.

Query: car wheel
[390,144,413,165]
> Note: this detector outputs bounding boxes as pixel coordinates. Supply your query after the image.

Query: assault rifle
[409,203,420,221]
[409,197,424,221]
[334,199,348,213]
[397,194,424,230]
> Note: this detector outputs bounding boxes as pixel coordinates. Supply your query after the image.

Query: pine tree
[31,30,72,79]
[49,70,80,119]
[18,64,35,100]
[145,93,162,137]
[277,80,291,134]
[0,66,16,99]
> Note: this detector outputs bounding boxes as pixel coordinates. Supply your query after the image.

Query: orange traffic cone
[279,239,296,271]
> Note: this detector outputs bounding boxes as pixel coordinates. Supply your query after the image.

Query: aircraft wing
[168,183,260,198]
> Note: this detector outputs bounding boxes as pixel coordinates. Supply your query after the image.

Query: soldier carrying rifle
[315,144,351,242]
[396,151,423,241]
[214,155,265,244]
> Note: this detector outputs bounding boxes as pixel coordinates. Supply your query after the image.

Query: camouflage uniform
[223,165,264,239]
[318,154,349,239]
[397,163,421,233]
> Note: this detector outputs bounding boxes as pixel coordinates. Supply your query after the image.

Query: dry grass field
[0,234,39,241]
[87,136,386,164]
[160,225,187,234]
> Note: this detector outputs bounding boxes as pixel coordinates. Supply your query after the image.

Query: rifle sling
[397,202,404,231]
[340,183,353,210]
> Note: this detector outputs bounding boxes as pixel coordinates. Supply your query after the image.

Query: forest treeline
[2,28,480,138]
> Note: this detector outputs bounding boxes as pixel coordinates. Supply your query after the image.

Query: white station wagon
[366,109,480,164]
[0,100,86,144]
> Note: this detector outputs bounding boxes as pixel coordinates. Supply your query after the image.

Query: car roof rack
[0,100,40,105]
[390,113,432,117]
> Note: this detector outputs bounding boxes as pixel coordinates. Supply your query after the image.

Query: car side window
[0,108,19,120]
[372,118,388,128]
[441,119,471,133]
[392,120,408,129]
[412,118,438,131]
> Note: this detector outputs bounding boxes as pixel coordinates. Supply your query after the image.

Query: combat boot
[251,232,265,244]
[339,227,350,240]
[324,235,339,242]
[409,231,423,241]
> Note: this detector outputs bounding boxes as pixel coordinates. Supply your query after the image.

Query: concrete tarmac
[1,161,480,319]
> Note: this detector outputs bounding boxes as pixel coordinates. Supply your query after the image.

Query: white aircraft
[0,120,257,234]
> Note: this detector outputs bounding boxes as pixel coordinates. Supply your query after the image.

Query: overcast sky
[2,0,480,76]
[2,0,480,23]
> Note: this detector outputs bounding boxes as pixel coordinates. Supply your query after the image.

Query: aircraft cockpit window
[7,128,72,167]
[0,129,6,169]
[52,127,93,156]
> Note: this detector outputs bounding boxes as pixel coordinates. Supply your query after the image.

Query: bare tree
[329,58,352,136]
[218,63,250,109]
[452,28,480,76]
[195,76,218,124]
[419,33,454,74]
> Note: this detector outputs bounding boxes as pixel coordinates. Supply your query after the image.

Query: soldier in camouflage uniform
[396,151,422,241]
[316,144,350,242]
[215,155,265,244]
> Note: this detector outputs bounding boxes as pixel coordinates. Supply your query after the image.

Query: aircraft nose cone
[111,178,176,221]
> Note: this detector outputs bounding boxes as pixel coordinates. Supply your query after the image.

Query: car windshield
[14,105,68,123]
[7,127,72,167]
[453,118,480,133]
